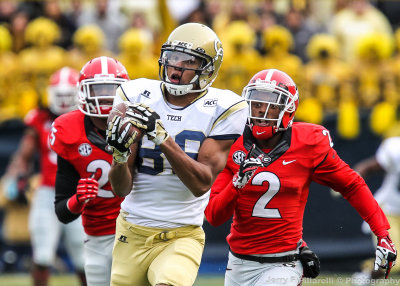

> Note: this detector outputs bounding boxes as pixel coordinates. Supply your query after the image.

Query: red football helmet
[78,56,129,117]
[47,67,79,115]
[242,69,299,140]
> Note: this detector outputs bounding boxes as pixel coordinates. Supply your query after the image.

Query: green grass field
[0,273,399,286]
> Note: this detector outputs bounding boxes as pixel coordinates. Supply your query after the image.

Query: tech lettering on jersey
[166,114,182,121]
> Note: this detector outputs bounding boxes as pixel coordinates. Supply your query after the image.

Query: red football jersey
[24,108,57,187]
[205,122,389,255]
[50,110,123,236]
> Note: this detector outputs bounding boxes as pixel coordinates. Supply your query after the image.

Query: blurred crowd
[1,0,400,139]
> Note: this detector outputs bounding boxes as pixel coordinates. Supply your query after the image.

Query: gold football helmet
[159,23,223,96]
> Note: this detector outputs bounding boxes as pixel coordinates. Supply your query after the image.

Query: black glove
[299,246,320,278]
[126,103,169,145]
[106,115,132,163]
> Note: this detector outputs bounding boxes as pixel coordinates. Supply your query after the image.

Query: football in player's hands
[107,102,144,147]
[125,103,170,145]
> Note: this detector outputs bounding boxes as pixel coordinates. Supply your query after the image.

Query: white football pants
[29,186,85,270]
[224,252,303,286]
[84,233,114,286]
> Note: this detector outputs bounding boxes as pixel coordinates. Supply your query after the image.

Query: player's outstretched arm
[161,136,234,197]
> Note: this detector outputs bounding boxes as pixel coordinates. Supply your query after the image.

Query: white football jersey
[375,137,400,215]
[114,78,248,227]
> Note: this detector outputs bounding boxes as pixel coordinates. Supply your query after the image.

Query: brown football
[107,102,144,143]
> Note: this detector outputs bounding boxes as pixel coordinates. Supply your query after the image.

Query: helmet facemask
[48,85,78,115]
[78,76,127,118]
[77,56,129,117]
[47,67,79,116]
[159,48,213,96]
[243,81,297,140]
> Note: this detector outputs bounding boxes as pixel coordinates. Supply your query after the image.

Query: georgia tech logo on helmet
[214,39,223,59]
[232,150,246,165]
[78,143,92,157]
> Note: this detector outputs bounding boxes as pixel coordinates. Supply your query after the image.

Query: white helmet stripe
[58,67,70,85]
[100,56,108,74]
[264,69,277,82]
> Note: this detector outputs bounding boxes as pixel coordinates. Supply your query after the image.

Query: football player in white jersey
[352,136,400,280]
[106,23,248,286]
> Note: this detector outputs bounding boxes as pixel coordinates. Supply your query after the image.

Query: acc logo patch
[78,143,92,157]
[171,40,193,49]
[204,98,217,107]
[232,150,246,165]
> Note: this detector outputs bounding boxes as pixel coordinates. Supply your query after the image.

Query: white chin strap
[164,82,193,96]
[164,74,199,96]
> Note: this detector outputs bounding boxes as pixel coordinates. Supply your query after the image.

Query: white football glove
[375,235,397,278]
[125,103,169,145]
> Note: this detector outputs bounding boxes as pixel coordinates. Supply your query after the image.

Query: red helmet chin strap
[251,124,278,140]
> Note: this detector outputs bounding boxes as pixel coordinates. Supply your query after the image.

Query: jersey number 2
[87,159,114,198]
[251,171,282,219]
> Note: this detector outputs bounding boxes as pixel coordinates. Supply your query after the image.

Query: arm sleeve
[313,148,390,237]
[54,155,81,224]
[205,167,239,226]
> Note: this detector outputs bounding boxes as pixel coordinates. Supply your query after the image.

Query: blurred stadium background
[1,0,400,284]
